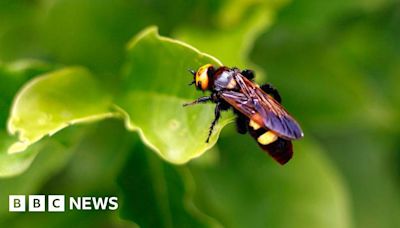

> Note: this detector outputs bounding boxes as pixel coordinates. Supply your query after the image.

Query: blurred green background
[1,0,400,227]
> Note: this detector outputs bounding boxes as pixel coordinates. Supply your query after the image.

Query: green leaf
[0,138,73,216]
[116,27,233,164]
[0,121,136,227]
[0,60,54,177]
[117,139,222,228]
[0,133,39,177]
[190,132,352,228]
[0,59,54,128]
[7,67,115,154]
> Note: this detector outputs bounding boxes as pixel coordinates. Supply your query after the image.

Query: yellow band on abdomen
[257,131,278,145]
[249,119,261,130]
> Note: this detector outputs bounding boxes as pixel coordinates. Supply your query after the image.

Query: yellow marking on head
[196,64,213,90]
[257,131,278,145]
[249,119,261,130]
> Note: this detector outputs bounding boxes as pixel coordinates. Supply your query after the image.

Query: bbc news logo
[9,195,118,212]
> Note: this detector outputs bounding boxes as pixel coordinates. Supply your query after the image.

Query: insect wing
[220,91,266,126]
[230,74,303,140]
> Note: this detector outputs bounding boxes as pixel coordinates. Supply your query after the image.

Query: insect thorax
[213,69,238,91]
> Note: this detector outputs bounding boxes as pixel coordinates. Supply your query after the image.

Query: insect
[183,64,304,164]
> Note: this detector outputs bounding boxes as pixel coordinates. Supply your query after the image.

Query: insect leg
[241,69,255,80]
[182,96,212,107]
[206,103,221,143]
[260,83,282,103]
[235,112,249,134]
